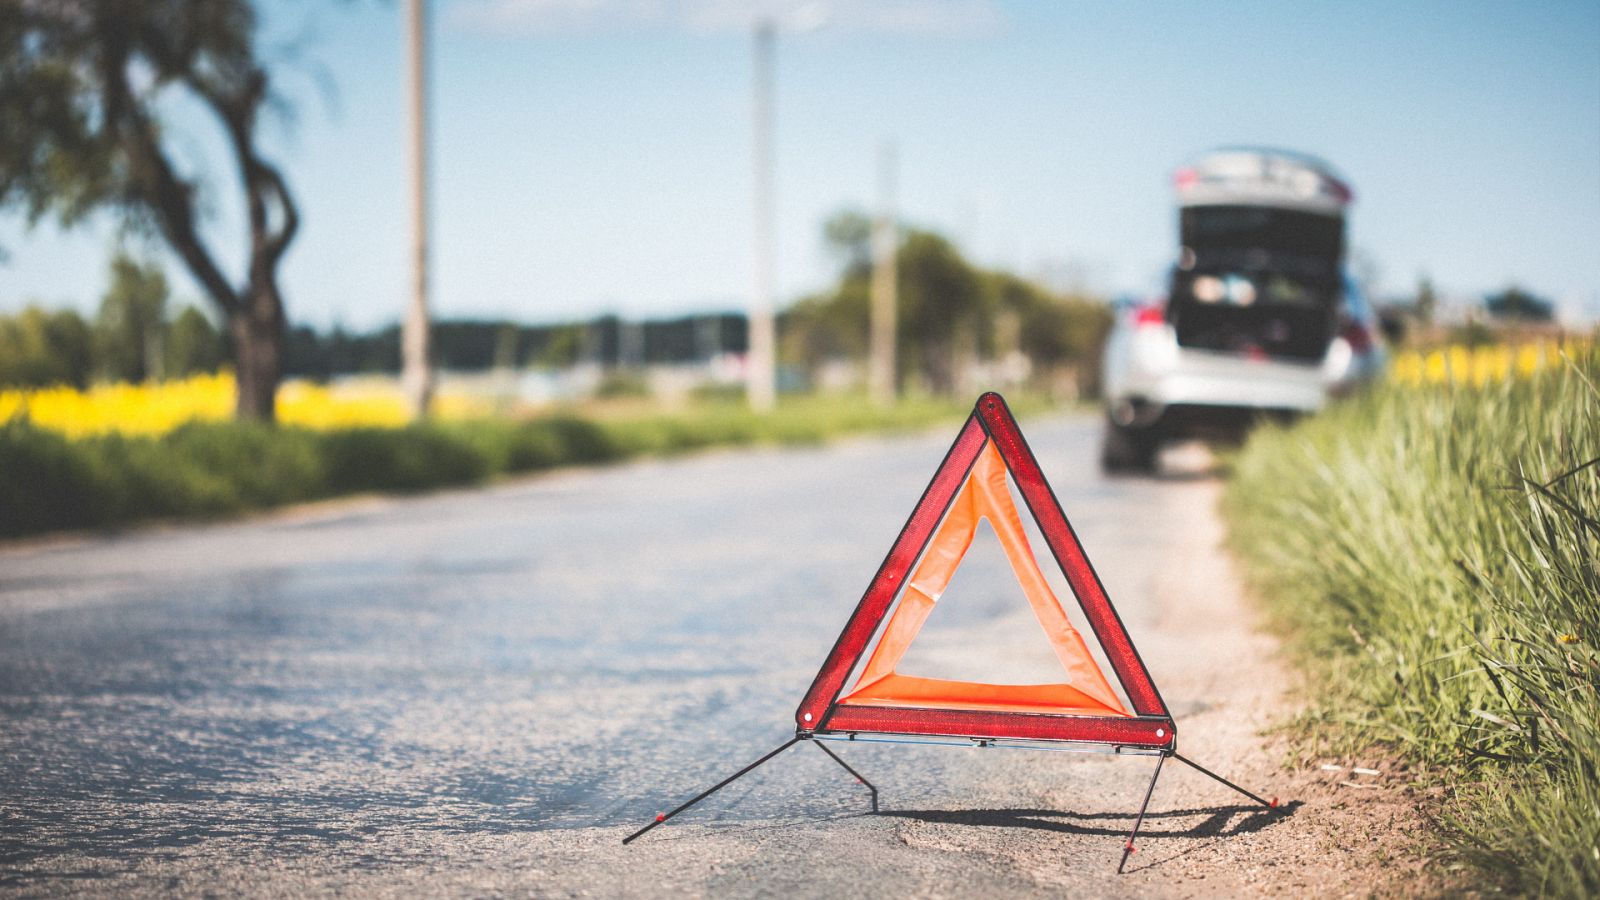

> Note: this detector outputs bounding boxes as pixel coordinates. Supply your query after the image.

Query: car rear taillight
[1340,320,1373,353]
[1173,167,1198,193]
[1134,306,1166,327]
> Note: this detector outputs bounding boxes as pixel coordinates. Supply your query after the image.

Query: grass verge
[1224,346,1598,896]
[1,393,1021,539]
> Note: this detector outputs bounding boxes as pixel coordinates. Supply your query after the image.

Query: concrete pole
[746,20,777,413]
[402,0,434,418]
[869,140,898,406]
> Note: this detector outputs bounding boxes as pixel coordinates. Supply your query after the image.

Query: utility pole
[747,20,777,413]
[869,140,898,406]
[402,0,434,418]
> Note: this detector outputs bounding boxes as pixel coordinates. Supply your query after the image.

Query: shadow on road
[1102,439,1232,482]
[877,799,1300,840]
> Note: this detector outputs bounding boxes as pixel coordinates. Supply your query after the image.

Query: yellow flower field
[1389,337,1592,388]
[0,372,492,439]
[1,337,1590,441]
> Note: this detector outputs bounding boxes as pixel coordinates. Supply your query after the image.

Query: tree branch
[185,69,295,294]
[98,43,240,315]
[258,159,298,270]
[129,115,241,315]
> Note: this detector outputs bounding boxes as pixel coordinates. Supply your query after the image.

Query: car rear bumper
[1112,348,1326,424]
[1156,351,1326,408]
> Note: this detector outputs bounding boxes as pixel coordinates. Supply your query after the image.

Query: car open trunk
[1168,265,1339,361]
[1171,205,1344,362]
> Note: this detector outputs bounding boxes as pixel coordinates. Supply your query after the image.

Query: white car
[1100,148,1384,472]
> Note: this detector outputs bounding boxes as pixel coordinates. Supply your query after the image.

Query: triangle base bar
[819,705,1173,747]
[622,733,1283,874]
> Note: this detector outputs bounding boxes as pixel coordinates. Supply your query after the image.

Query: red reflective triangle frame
[795,392,1174,748]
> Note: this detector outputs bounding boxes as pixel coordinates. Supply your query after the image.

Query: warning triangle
[838,441,1128,716]
[625,392,1280,858]
[796,392,1174,747]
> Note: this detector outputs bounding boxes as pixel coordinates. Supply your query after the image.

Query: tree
[896,230,986,393]
[822,211,874,280]
[95,252,168,382]
[165,305,224,378]
[533,324,584,369]
[1415,275,1437,325]
[1485,285,1555,323]
[986,272,1110,373]
[0,305,93,388]
[1,1,299,419]
[820,210,994,393]
[786,210,1112,397]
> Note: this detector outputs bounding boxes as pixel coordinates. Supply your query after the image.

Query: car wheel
[1100,420,1159,474]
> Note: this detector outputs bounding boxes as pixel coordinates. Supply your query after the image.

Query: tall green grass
[1,393,1002,539]
[1225,346,1599,895]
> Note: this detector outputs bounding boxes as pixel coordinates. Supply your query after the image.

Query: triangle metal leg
[811,739,879,813]
[622,736,801,844]
[1118,752,1166,874]
[1172,752,1279,810]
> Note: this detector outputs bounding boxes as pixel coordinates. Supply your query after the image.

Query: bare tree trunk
[185,71,297,424]
[231,286,282,422]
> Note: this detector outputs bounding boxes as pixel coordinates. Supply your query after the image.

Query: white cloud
[449,0,1005,37]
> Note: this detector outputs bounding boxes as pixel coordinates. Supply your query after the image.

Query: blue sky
[2,0,1598,328]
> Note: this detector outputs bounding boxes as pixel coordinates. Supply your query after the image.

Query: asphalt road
[1,414,1403,897]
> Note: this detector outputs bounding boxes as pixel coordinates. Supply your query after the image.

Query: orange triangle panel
[795,393,1173,747]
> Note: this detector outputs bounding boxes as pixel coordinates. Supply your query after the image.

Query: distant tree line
[14,238,1567,396]
[281,313,749,382]
[782,211,1113,395]
[0,253,224,389]
[1377,276,1560,348]
[1,306,756,391]
[1484,286,1555,323]
[1,254,750,390]
[2,213,1116,396]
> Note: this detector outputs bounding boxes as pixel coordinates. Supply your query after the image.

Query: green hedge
[1,394,994,539]
[1225,346,1598,896]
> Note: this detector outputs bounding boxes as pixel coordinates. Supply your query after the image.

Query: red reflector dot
[1269,798,1279,809]
[655,813,665,822]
